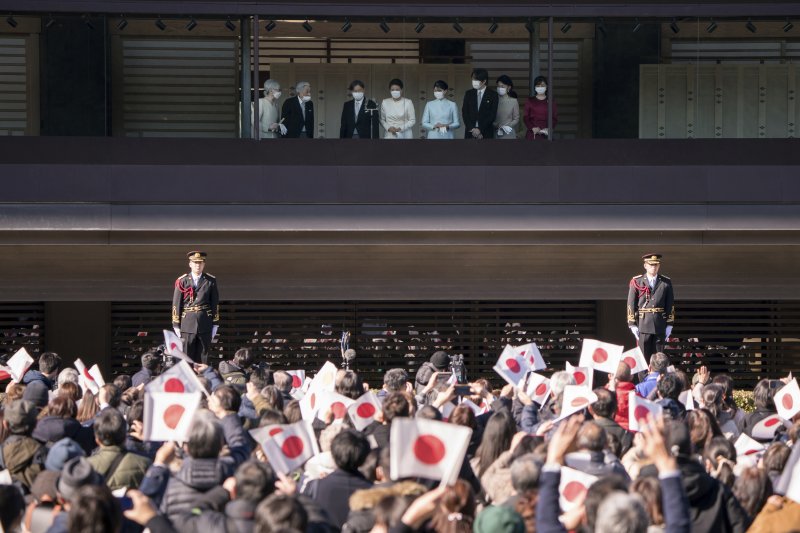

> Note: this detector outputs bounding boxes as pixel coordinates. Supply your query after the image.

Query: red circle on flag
[571,397,589,408]
[592,348,608,363]
[331,402,347,419]
[535,383,547,396]
[291,375,302,389]
[783,394,794,411]
[413,434,446,465]
[573,371,586,385]
[281,436,305,459]
[356,403,376,418]
[745,449,760,455]
[164,378,185,393]
[310,393,316,409]
[634,405,650,422]
[563,481,587,502]
[170,342,178,351]
[269,427,283,437]
[163,404,185,430]
[764,417,780,427]
[83,368,93,380]
[623,357,636,370]
[506,359,521,374]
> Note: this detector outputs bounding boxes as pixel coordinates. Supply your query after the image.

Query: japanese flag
[628,392,663,432]
[75,358,102,395]
[517,343,547,371]
[781,445,800,505]
[565,361,593,389]
[751,414,785,441]
[678,390,695,411]
[315,390,356,423]
[579,339,623,374]
[146,360,208,397]
[390,418,472,487]
[4,348,34,383]
[525,372,551,405]
[775,379,800,421]
[557,385,598,421]
[619,347,648,375]
[493,344,530,387]
[287,370,306,392]
[347,391,382,431]
[251,421,320,475]
[734,432,766,457]
[310,361,339,393]
[439,401,456,421]
[162,329,184,355]
[460,398,488,416]
[559,467,598,513]
[142,391,201,442]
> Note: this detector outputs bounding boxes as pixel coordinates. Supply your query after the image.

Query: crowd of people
[255,68,558,140]
[0,345,799,533]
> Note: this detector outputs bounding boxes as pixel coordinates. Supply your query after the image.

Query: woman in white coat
[421,80,460,140]
[380,78,416,139]
[254,79,285,138]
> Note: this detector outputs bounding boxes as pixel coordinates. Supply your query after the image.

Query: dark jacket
[131,367,153,388]
[340,99,379,139]
[281,96,314,138]
[593,416,633,457]
[172,272,219,334]
[564,450,630,480]
[627,273,675,336]
[742,408,780,442]
[306,469,373,529]
[461,87,499,139]
[22,370,54,390]
[32,416,96,455]
[1,434,46,490]
[158,457,236,524]
[677,459,750,533]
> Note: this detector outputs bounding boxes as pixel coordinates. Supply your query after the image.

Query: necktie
[477,90,483,110]
[355,101,361,119]
[300,99,305,120]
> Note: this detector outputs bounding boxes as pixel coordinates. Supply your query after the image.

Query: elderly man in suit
[340,80,379,139]
[281,81,314,138]
[461,68,499,139]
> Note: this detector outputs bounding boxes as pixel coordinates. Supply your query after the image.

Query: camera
[450,353,467,383]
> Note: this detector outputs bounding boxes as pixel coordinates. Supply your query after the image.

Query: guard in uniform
[627,253,675,359]
[172,251,220,363]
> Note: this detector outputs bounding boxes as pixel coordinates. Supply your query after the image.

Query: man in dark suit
[461,68,499,139]
[280,81,314,138]
[172,251,220,363]
[340,80,379,139]
[627,253,676,358]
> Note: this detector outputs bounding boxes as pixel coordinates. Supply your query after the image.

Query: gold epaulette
[632,274,643,279]
[177,274,187,281]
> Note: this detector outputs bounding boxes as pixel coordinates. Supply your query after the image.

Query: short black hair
[389,78,404,90]
[382,392,410,423]
[235,460,276,502]
[250,366,273,390]
[330,429,370,473]
[233,348,254,370]
[113,374,131,392]
[0,485,25,532]
[433,80,448,91]
[39,352,62,375]
[100,384,121,408]
[533,75,548,87]
[591,388,617,418]
[349,79,365,91]
[471,68,489,83]
[383,368,408,392]
[94,408,127,446]
[255,493,308,533]
[657,374,681,401]
[214,384,241,413]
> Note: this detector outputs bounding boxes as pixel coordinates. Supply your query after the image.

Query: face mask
[433,91,445,100]
[272,91,281,99]
[352,91,364,101]
[472,80,482,90]
[535,86,547,95]
[302,95,312,102]
[497,87,507,96]
[390,90,402,99]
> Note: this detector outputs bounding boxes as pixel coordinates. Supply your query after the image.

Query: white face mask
[302,95,312,102]
[271,90,281,99]
[472,80,483,90]
[352,91,364,101]
[497,87,507,96]
[390,90,402,99]
[535,86,547,95]
[433,91,445,100]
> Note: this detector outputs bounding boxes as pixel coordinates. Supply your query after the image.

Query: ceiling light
[45,14,56,28]
[265,20,277,32]
[414,20,425,33]
[341,18,352,33]
[632,19,641,33]
[784,19,794,32]
[155,18,166,31]
[186,17,197,31]
[225,18,236,31]
[379,19,390,33]
[452,20,463,33]
[6,15,17,28]
[746,19,757,33]
[706,19,718,33]
[597,18,607,35]
[83,15,95,30]
[488,20,499,34]
[670,19,680,33]
[560,22,572,34]
[116,16,128,31]
[302,20,312,32]
[525,19,534,34]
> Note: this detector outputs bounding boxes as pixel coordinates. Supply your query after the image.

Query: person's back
[86,408,151,491]
[2,400,46,491]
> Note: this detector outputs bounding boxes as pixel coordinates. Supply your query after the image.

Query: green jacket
[2,435,45,490]
[87,445,151,491]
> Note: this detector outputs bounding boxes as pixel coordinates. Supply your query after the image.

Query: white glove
[665,326,673,338]
[212,325,219,338]
[502,125,513,134]
[438,126,448,134]
[541,128,549,136]
[497,128,504,137]
[278,123,287,136]
[629,326,639,339]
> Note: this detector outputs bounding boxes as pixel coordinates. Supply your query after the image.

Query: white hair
[550,370,576,398]
[264,79,280,93]
[594,492,649,533]
[57,367,79,387]
[295,81,310,93]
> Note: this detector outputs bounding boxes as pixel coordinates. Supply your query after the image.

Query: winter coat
[747,496,800,533]
[32,416,95,455]
[87,445,151,491]
[305,469,373,529]
[564,450,630,480]
[593,416,633,457]
[742,408,780,442]
[1,434,46,490]
[343,481,428,533]
[677,459,750,533]
[479,449,515,504]
[160,457,236,524]
[613,381,638,430]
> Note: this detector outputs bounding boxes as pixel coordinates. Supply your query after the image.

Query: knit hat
[46,438,86,472]
[22,380,50,408]
[4,399,39,434]
[57,456,103,501]
[430,351,450,370]
[473,505,525,533]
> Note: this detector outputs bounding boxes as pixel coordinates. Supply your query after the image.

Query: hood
[175,457,229,490]
[348,480,428,511]
[225,499,257,521]
[22,370,54,390]
[2,436,43,474]
[679,458,717,502]
[33,416,81,443]
[218,361,243,375]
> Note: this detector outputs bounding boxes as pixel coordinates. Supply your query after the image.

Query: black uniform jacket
[172,273,220,334]
[627,273,675,335]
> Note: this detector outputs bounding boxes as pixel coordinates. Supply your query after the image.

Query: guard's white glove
[629,326,639,339]
[665,326,673,338]
[497,128,504,137]
[212,325,219,338]
[174,327,181,337]
[278,123,288,136]
[541,128,549,136]
[502,125,513,134]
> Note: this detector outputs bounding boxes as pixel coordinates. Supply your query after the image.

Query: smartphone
[454,384,472,397]
[434,372,452,390]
